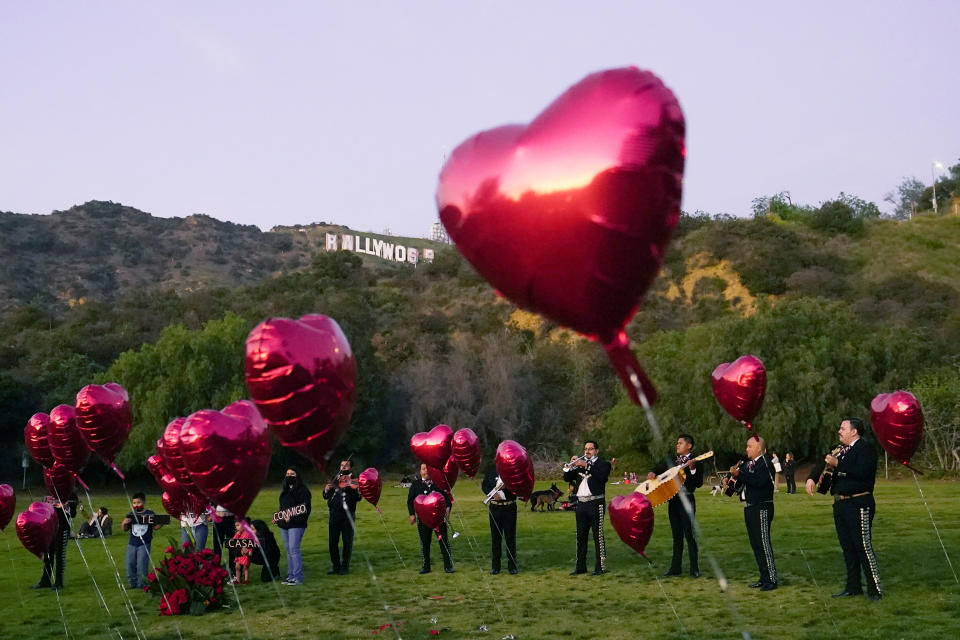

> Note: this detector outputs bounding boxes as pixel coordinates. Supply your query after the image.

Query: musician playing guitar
[322,459,362,575]
[648,433,703,578]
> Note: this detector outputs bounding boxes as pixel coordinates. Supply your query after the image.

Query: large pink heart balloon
[48,404,91,477]
[75,383,132,476]
[413,492,447,531]
[609,492,655,558]
[16,501,58,557]
[451,428,481,478]
[494,440,535,501]
[43,463,76,500]
[410,424,453,470]
[357,468,382,509]
[24,413,55,468]
[427,456,459,492]
[159,417,201,492]
[437,67,685,406]
[179,400,271,520]
[245,314,357,469]
[0,484,15,531]
[147,453,207,518]
[871,391,924,469]
[711,355,767,430]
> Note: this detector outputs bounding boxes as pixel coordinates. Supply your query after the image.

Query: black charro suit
[563,457,610,574]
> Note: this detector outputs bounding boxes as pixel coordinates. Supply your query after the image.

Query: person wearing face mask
[121,492,163,589]
[276,467,311,585]
[322,460,362,575]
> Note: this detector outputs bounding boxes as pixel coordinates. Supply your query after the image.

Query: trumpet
[563,455,589,473]
[482,477,505,505]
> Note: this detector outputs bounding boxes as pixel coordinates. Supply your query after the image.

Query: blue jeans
[125,544,151,588]
[281,527,306,583]
[181,524,208,551]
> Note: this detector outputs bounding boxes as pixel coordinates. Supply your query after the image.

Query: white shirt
[180,512,207,528]
[576,457,598,497]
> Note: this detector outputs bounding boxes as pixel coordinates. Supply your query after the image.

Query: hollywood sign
[325,233,434,265]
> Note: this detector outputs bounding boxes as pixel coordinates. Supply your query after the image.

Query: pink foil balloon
[609,492,655,558]
[147,453,207,518]
[24,413,55,468]
[437,67,685,406]
[179,400,271,520]
[48,404,91,477]
[451,428,481,478]
[0,484,15,531]
[245,314,357,470]
[16,501,58,557]
[410,424,453,470]
[413,492,447,531]
[427,456,459,492]
[357,468,382,509]
[75,383,132,476]
[160,417,201,493]
[43,463,76,500]
[494,440,535,501]
[871,391,924,469]
[711,355,767,430]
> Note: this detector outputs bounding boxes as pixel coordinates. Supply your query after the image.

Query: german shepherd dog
[530,484,563,511]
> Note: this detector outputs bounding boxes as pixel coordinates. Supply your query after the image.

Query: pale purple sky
[2,1,957,236]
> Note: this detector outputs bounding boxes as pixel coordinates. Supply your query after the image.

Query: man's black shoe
[592,569,606,576]
[31,581,52,590]
[444,567,455,574]
[327,569,340,575]
[570,569,587,575]
[760,583,777,591]
[338,569,349,575]
[832,590,863,598]
[689,570,700,578]
[419,567,431,575]
[508,568,518,575]
[748,581,763,588]
[866,592,882,602]
[662,569,681,577]
[490,569,500,575]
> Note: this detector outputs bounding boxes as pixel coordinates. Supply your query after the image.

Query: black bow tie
[676,455,688,466]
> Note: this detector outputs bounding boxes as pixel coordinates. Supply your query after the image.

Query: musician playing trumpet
[563,440,611,576]
[649,434,703,578]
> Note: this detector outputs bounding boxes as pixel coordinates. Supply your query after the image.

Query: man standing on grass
[323,459,361,575]
[407,463,454,574]
[649,433,704,578]
[482,465,518,575]
[805,417,882,601]
[729,436,777,591]
[564,440,610,576]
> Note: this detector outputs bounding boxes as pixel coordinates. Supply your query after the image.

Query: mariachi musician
[649,433,704,578]
[407,463,454,574]
[322,459,362,575]
[563,440,610,576]
[729,435,777,591]
[482,465,518,574]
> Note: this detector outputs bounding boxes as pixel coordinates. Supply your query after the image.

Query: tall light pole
[932,160,944,214]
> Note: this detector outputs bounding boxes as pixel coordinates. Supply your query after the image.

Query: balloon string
[452,503,507,625]
[2,531,26,606]
[912,471,960,583]
[50,566,73,640]
[49,485,111,615]
[797,542,841,635]
[244,524,292,634]
[376,508,407,568]
[646,561,687,636]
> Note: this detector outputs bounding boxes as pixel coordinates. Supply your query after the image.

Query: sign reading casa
[325,233,434,265]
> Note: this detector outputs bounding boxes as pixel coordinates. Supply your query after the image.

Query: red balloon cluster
[48,405,91,477]
[43,463,77,500]
[427,456,459,492]
[609,492,655,558]
[451,428,481,478]
[437,67,685,406]
[357,468,382,509]
[16,501,58,557]
[0,484,15,531]
[413,491,447,531]
[75,383,133,477]
[245,314,357,470]
[712,355,767,430]
[494,440,535,501]
[870,391,924,469]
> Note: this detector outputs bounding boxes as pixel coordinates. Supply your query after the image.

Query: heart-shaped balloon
[245,314,357,469]
[0,484,15,531]
[494,440,535,501]
[427,456,459,492]
[147,452,208,518]
[413,491,447,531]
[870,391,924,469]
[75,383,133,476]
[159,417,201,492]
[437,67,685,406]
[48,404,91,478]
[146,453,167,486]
[43,463,76,500]
[357,468,382,509]
[179,400,271,520]
[609,492,655,558]
[16,501,58,557]
[410,424,454,470]
[24,413,55,468]
[451,428,481,478]
[711,355,767,430]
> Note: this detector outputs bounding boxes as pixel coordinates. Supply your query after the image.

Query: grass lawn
[1,477,958,640]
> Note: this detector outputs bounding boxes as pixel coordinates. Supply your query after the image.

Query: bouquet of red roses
[145,539,231,616]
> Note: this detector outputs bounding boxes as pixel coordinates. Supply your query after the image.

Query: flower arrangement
[145,539,231,616]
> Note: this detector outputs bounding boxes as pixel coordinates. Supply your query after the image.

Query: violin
[336,473,359,490]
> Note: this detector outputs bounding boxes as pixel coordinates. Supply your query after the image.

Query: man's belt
[744,499,773,508]
[578,494,605,503]
[835,491,871,502]
[489,499,516,506]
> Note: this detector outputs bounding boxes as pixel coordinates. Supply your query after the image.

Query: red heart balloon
[451,428,481,478]
[75,383,132,476]
[410,424,453,470]
[245,314,357,469]
[427,456,459,492]
[146,453,167,486]
[147,452,208,518]
[357,468,382,508]
[48,404,91,477]
[159,417,202,492]
[0,484,15,531]
[413,491,447,531]
[179,400,271,520]
[609,492,655,558]
[494,440,535,501]
[43,463,76,500]
[24,413,55,469]
[437,67,685,406]
[711,355,767,429]
[871,391,924,468]
[16,501,58,557]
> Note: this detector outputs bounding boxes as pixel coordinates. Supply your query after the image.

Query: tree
[884,177,925,220]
